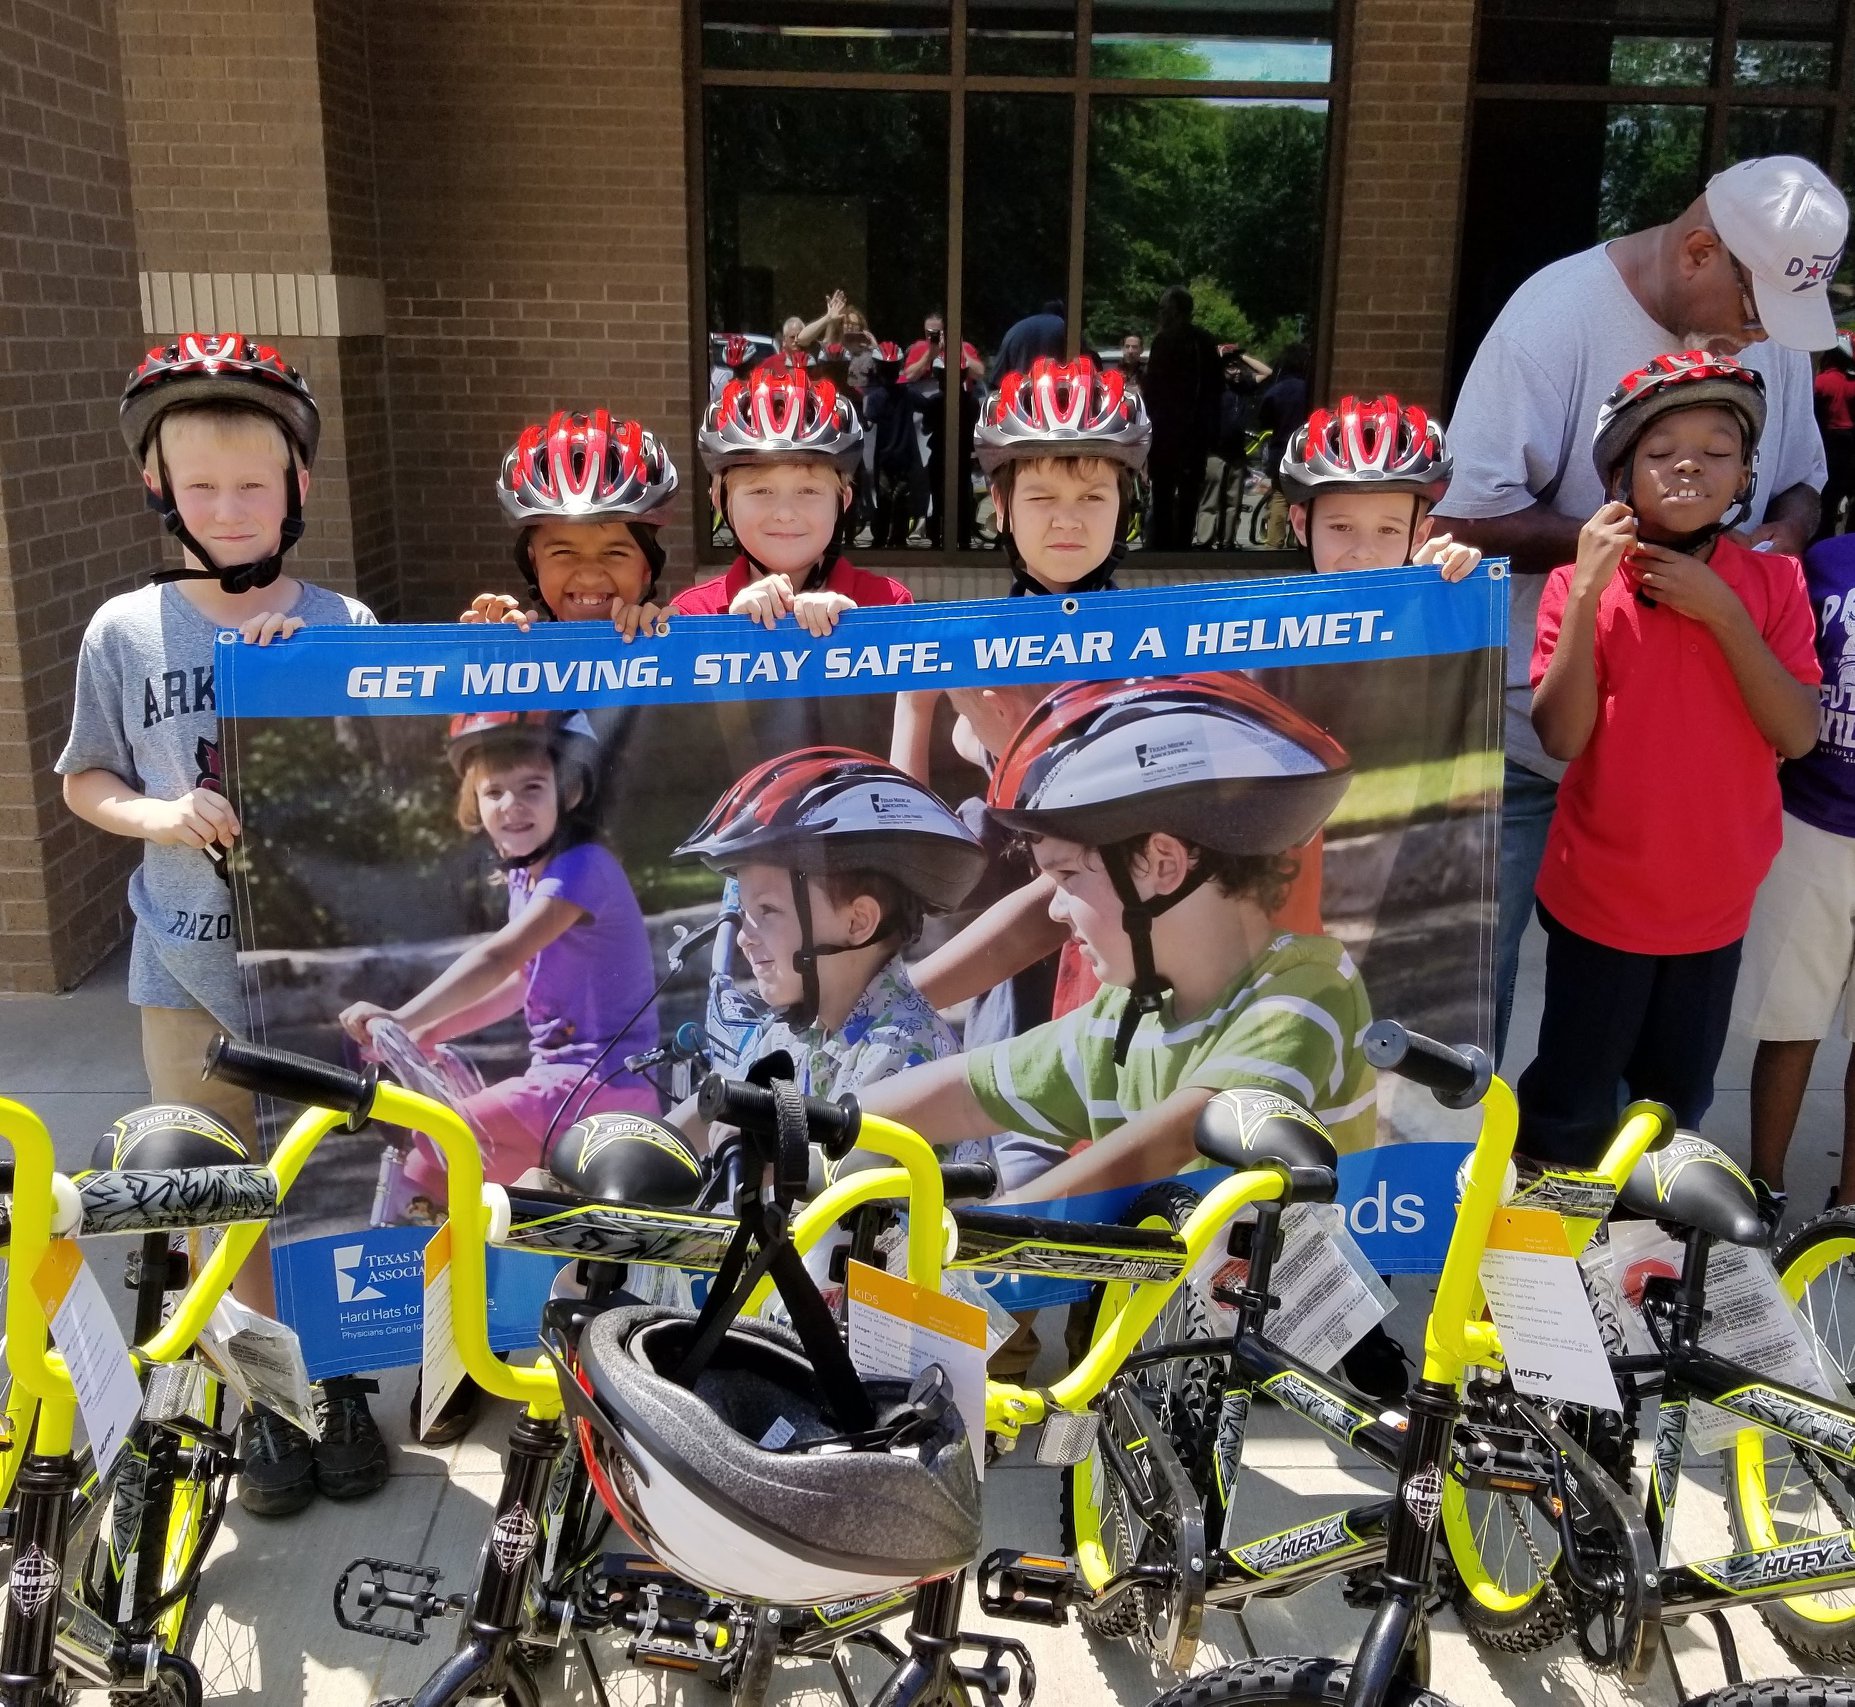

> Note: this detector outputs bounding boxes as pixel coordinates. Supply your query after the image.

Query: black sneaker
[237,1405,316,1516]
[314,1377,389,1500]
[409,1373,482,1447]
[1340,1324,1412,1406]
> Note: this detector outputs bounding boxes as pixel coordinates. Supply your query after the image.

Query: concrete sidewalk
[2,920,1850,1706]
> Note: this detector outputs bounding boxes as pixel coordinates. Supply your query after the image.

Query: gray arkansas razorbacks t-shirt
[56,580,375,1029]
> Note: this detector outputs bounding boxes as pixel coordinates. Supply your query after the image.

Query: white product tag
[758,1415,797,1450]
[420,1223,468,1440]
[1479,1209,1623,1411]
[198,1293,319,1440]
[1689,1242,1839,1451]
[31,1241,142,1475]
[847,1259,989,1479]
[625,1265,694,1311]
[1192,1202,1393,1371]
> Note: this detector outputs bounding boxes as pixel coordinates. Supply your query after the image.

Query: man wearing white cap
[1436,155,1848,1064]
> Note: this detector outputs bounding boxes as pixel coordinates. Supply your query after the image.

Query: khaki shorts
[140,1004,259,1151]
[1738,811,1855,1043]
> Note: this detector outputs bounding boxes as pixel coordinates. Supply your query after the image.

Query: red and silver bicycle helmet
[497,411,678,530]
[1591,350,1767,487]
[561,1305,981,1600]
[1278,396,1452,506]
[120,332,320,464]
[873,341,905,365]
[722,334,753,370]
[120,333,321,594]
[677,749,986,1024]
[699,370,864,475]
[974,357,1151,475]
[989,675,1351,1059]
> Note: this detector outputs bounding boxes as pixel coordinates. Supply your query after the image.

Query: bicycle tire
[1442,1279,1635,1652]
[1061,1182,1211,1657]
[1725,1206,1855,1662]
[1678,1681,1855,1707]
[1247,490,1271,548]
[1146,1654,1460,1707]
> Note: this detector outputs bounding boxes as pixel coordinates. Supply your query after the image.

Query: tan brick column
[1326,0,1478,408]
[0,0,149,992]
[116,0,395,614]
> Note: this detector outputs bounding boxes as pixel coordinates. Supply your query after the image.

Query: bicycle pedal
[978,1549,1077,1625]
[334,1557,462,1646]
[624,1633,712,1673]
[955,1633,1038,1707]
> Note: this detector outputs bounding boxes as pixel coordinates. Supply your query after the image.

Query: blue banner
[228,567,1505,1372]
[219,568,1507,718]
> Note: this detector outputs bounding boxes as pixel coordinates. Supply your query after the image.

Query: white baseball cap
[1704,155,1849,350]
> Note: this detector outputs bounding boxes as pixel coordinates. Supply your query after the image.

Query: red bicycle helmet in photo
[974,356,1151,475]
[988,674,1351,1059]
[722,334,754,369]
[1278,396,1452,506]
[699,369,864,475]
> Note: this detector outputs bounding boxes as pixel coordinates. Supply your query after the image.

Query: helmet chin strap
[1610,460,1757,604]
[784,869,902,1031]
[146,441,305,594]
[1101,843,1212,1066]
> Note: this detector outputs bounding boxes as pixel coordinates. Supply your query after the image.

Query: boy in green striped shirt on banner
[857,672,1376,1201]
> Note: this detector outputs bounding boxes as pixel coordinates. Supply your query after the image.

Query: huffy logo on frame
[333,1243,386,1304]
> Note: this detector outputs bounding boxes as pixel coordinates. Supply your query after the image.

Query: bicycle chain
[1506,1492,1570,1620]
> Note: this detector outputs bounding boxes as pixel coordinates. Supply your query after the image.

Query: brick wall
[364,0,694,619]
[0,0,149,992]
[1325,0,1477,408]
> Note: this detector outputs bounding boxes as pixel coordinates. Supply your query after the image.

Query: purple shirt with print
[507,841,660,1068]
[1782,535,1855,839]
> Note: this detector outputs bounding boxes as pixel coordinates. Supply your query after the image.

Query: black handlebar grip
[1361,1020,1492,1111]
[696,1074,861,1159]
[937,1161,999,1202]
[205,1033,378,1119]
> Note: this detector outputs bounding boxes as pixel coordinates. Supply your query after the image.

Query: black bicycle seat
[90,1104,252,1172]
[545,1112,705,1207]
[1617,1134,1769,1248]
[1194,1088,1339,1202]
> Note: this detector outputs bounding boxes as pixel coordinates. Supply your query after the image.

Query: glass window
[1091,1,1334,83]
[1477,0,1715,85]
[1734,0,1836,89]
[701,88,950,547]
[1084,96,1328,551]
[1723,101,1831,162]
[701,0,950,74]
[968,0,1076,75]
[1598,102,1707,235]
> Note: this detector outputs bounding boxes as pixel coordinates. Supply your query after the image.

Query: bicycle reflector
[1036,1408,1101,1467]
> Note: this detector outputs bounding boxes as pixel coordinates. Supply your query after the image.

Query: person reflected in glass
[1143,286,1224,550]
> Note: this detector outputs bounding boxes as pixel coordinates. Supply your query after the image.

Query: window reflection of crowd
[708,285,1310,552]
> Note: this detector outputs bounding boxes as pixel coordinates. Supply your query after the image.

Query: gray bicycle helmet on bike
[561,1304,981,1600]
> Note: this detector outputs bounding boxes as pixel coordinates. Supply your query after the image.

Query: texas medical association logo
[275,1226,565,1380]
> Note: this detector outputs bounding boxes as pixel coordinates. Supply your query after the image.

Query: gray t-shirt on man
[56,580,376,1029]
[1434,242,1826,779]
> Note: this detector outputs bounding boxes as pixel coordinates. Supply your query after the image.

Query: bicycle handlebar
[1362,1019,1491,1110]
[72,1166,281,1237]
[206,1033,378,1120]
[937,1161,998,1202]
[696,1073,861,1159]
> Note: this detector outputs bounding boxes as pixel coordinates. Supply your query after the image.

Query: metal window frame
[682,0,1352,574]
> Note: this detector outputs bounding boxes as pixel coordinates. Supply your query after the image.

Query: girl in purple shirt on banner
[338,710,661,1201]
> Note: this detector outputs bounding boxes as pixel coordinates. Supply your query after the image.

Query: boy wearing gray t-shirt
[56,335,382,1515]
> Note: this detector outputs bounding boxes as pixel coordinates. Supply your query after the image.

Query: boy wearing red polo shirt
[1520,353,1821,1165]
[680,367,911,634]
